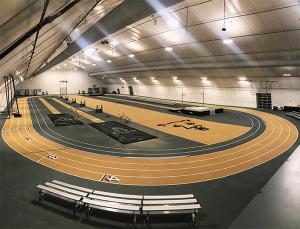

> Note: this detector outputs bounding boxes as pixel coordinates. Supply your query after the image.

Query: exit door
[128,86,134,95]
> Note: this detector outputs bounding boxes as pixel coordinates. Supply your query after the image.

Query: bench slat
[45,182,88,197]
[88,194,141,205]
[52,180,93,193]
[37,185,81,201]
[143,204,201,211]
[93,190,143,199]
[144,194,194,200]
[83,198,140,211]
[143,199,197,205]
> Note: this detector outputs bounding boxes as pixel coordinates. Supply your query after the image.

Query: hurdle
[96,105,103,113]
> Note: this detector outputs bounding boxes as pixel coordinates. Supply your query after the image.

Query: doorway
[128,86,134,95]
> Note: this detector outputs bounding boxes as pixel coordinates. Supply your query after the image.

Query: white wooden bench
[36,181,201,225]
[52,180,93,193]
[84,191,143,223]
[142,194,201,226]
[37,181,92,214]
[37,184,84,214]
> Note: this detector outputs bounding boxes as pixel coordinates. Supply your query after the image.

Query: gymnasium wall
[101,77,300,108]
[18,70,102,95]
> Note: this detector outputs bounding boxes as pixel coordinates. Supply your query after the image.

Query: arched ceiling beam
[34,0,184,76]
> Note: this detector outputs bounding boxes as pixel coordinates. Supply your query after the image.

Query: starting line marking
[99,174,120,183]
[47,154,58,160]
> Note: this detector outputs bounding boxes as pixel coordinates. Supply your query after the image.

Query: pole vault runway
[1,97,298,186]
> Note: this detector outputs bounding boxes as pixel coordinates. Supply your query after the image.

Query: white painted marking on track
[30,98,262,156]
[3,98,297,186]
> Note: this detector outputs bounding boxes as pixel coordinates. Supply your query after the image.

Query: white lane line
[4,98,297,186]
[32,98,262,156]
[31,98,274,168]
[29,99,295,175]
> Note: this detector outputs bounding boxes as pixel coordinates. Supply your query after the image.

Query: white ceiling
[62,0,300,79]
[1,0,300,84]
[0,0,123,81]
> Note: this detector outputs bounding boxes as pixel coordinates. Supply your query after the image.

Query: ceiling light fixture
[128,54,135,58]
[238,76,247,81]
[223,39,233,44]
[167,18,180,28]
[201,76,207,80]
[172,76,178,80]
[92,63,96,66]
[165,47,173,52]
[107,60,112,63]
[283,73,292,77]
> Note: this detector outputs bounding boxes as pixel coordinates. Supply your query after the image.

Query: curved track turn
[1,97,298,186]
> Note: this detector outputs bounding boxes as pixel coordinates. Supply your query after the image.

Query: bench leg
[73,202,78,216]
[38,191,45,202]
[85,206,91,218]
[192,212,196,227]
[132,213,137,224]
[145,213,150,227]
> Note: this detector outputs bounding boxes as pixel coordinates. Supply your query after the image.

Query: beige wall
[18,70,103,95]
[101,76,300,108]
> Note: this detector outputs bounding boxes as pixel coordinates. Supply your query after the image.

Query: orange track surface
[1,97,298,186]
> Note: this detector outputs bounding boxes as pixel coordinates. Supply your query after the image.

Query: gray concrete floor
[230,145,300,229]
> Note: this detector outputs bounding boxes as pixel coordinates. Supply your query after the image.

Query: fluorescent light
[107,60,112,63]
[167,18,180,28]
[239,76,247,81]
[283,73,291,77]
[201,76,207,80]
[165,47,173,52]
[128,54,135,58]
[223,39,233,44]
